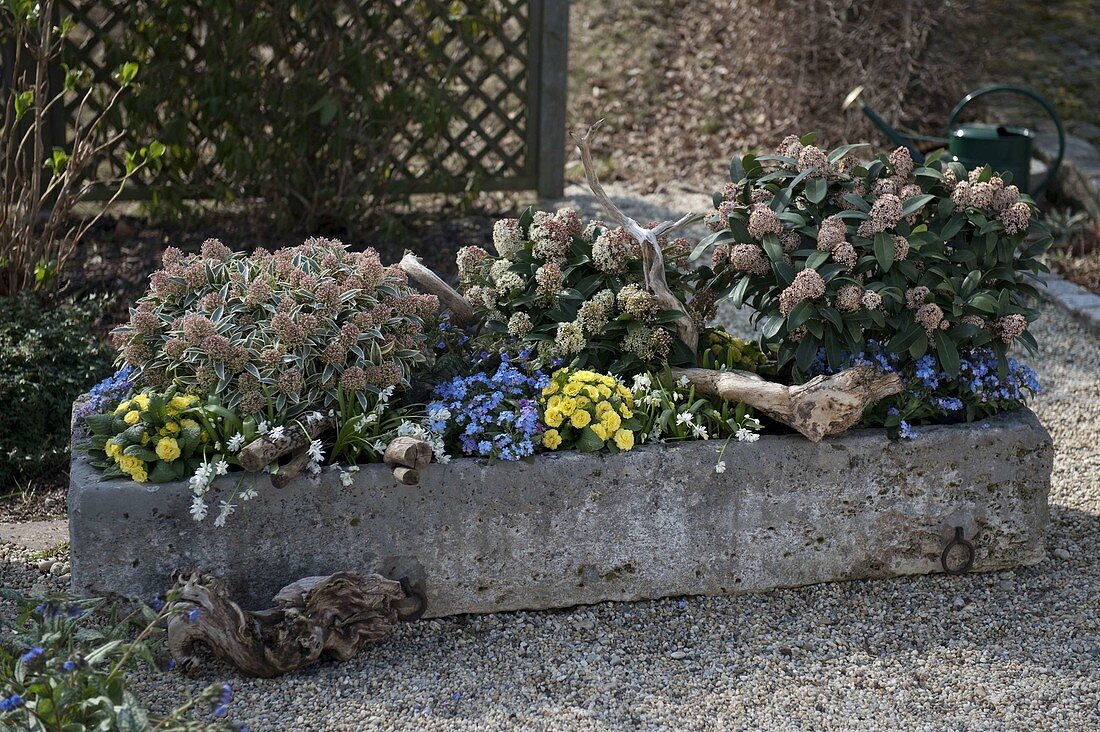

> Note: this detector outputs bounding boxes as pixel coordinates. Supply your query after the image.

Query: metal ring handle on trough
[940,526,975,575]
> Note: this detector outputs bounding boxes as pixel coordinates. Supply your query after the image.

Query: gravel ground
[130,269,1100,729]
[2,190,1098,729]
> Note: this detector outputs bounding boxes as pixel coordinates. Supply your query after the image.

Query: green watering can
[844,84,1065,196]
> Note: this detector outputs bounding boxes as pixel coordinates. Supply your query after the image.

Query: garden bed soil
[69,408,1052,616]
[65,207,500,335]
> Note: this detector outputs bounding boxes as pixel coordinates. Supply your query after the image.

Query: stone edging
[1043,275,1100,336]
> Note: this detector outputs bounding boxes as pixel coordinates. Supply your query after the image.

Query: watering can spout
[843,87,925,163]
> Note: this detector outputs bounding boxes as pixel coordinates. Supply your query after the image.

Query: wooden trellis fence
[30,0,568,200]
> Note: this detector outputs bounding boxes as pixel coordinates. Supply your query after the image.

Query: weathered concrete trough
[69,408,1053,617]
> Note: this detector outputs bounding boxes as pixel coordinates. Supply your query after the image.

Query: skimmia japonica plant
[112,238,438,421]
[455,207,700,375]
[692,133,1050,381]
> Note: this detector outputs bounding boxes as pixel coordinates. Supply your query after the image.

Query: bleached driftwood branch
[399,252,476,326]
[571,120,701,354]
[670,366,904,442]
[166,570,415,678]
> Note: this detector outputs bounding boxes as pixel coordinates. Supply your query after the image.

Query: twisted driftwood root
[399,252,476,325]
[571,120,701,354]
[383,436,433,485]
[671,365,904,442]
[166,570,411,678]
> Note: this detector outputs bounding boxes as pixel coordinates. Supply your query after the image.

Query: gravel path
[2,190,1098,729]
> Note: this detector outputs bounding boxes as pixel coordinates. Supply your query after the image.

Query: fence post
[536,0,568,199]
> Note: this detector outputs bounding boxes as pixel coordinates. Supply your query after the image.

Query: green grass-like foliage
[0,296,113,487]
[694,134,1051,381]
[0,591,239,731]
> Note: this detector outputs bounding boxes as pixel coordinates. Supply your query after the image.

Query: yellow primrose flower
[140,433,150,445]
[613,428,635,451]
[601,410,622,433]
[543,382,559,396]
[118,455,142,474]
[542,429,562,450]
[156,437,181,462]
[595,400,613,417]
[114,400,131,414]
[124,410,141,425]
[105,441,123,459]
[130,465,148,483]
[570,409,592,429]
[559,398,577,416]
[132,393,150,410]
[547,395,562,410]
[167,395,193,415]
[619,404,633,419]
[617,385,632,399]
[597,384,612,399]
[164,421,181,434]
[574,395,590,408]
[544,408,563,428]
[584,385,600,400]
[590,423,611,441]
[563,381,581,396]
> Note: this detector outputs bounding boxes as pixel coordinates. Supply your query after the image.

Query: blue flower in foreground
[78,365,139,420]
[20,646,44,665]
[186,608,201,623]
[428,359,546,461]
[0,694,23,712]
[62,659,77,671]
[898,420,917,440]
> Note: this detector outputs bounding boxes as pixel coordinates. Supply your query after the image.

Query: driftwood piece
[271,449,311,489]
[383,436,432,485]
[238,415,336,472]
[383,436,432,470]
[391,466,420,485]
[571,120,701,354]
[399,252,476,326]
[670,365,904,442]
[166,570,410,678]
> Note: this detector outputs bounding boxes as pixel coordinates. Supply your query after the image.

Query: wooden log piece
[238,415,336,472]
[383,436,432,470]
[391,466,420,485]
[270,449,311,489]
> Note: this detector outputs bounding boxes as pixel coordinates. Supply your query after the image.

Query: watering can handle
[947,85,1065,196]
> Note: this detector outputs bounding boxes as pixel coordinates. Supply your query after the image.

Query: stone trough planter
[69,408,1053,617]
